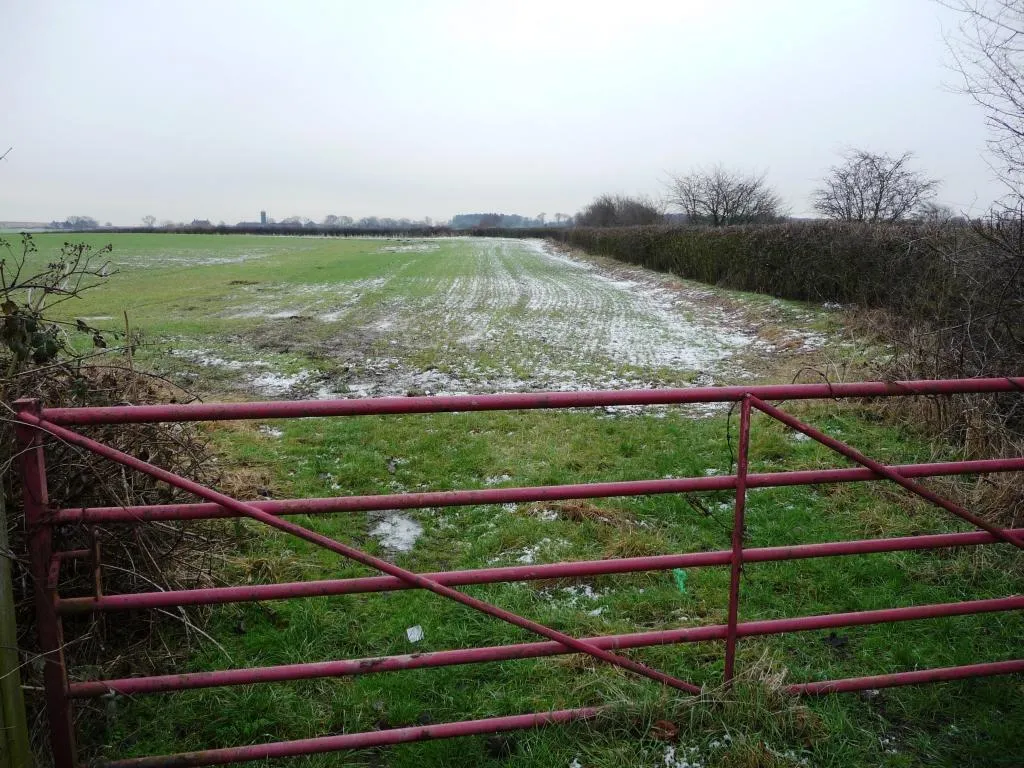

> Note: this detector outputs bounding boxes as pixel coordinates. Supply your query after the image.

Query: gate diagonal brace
[18,411,702,696]
[748,397,1024,550]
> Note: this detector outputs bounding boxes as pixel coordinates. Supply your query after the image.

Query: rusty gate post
[14,400,76,768]
[0,493,32,768]
[724,395,751,685]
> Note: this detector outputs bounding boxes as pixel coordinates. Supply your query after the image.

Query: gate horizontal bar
[787,659,1024,695]
[92,705,604,768]
[750,396,1024,549]
[53,457,1024,524]
[58,527,1024,614]
[41,376,1024,425]
[67,596,1024,698]
[28,412,703,697]
[55,549,91,560]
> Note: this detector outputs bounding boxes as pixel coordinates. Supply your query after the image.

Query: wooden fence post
[0,494,32,768]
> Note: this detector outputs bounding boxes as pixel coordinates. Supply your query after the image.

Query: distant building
[260,210,267,225]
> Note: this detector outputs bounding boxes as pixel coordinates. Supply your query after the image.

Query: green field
[20,233,1024,767]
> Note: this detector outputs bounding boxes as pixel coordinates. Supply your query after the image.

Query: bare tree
[575,194,663,227]
[142,215,157,228]
[812,149,939,222]
[666,166,784,225]
[943,0,1024,198]
[917,201,960,223]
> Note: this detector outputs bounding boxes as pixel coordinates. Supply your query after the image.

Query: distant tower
[260,210,267,225]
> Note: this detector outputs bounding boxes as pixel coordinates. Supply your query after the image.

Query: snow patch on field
[250,371,310,396]
[428,239,757,372]
[370,513,423,553]
[115,250,275,269]
[379,242,440,253]
[218,278,391,321]
[171,349,264,371]
[171,349,314,397]
[174,238,834,404]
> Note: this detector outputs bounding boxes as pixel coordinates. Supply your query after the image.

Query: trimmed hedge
[545,222,971,318]
[532,222,1024,462]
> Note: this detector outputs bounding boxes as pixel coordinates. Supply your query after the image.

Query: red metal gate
[14,378,1024,767]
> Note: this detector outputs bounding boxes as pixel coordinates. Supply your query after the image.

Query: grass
[20,233,1024,767]
[15,232,843,399]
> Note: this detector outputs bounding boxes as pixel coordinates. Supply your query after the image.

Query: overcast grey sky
[0,0,1004,224]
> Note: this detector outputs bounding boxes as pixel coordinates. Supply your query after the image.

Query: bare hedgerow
[548,220,1024,523]
[1,234,237,760]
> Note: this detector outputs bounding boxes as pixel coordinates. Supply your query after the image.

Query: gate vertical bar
[14,400,76,768]
[724,395,751,684]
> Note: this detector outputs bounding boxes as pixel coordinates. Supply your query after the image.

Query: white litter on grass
[790,431,812,442]
[405,625,424,643]
[536,508,560,521]
[485,474,512,485]
[370,513,423,553]
[568,759,583,768]
[258,425,284,438]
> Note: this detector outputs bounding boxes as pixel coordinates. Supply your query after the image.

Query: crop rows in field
[172,238,828,402]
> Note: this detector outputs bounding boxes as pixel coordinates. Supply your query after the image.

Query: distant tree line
[98,223,454,237]
[48,215,100,230]
[450,212,572,229]
[48,150,945,235]
[576,148,944,228]
[138,214,445,231]
[574,195,663,227]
